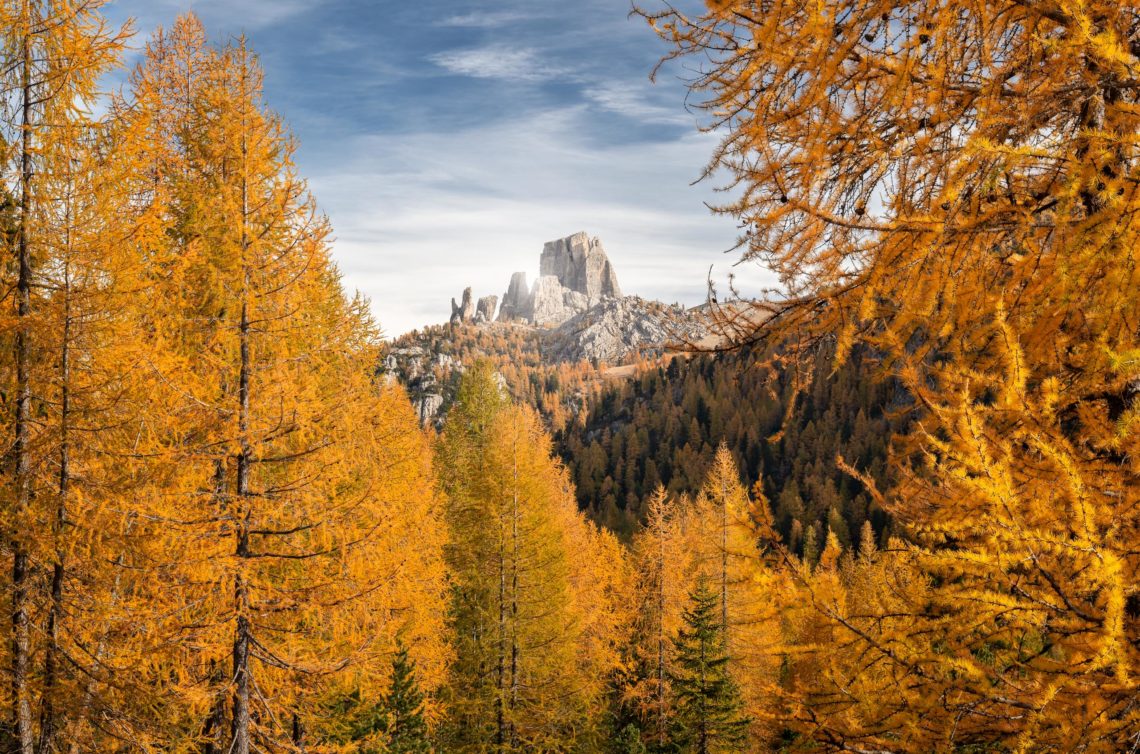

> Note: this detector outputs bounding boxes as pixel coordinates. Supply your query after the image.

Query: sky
[103,0,775,336]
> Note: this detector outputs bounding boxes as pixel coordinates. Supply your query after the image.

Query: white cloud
[584,81,697,126]
[437,11,531,29]
[429,46,570,82]
[307,106,773,336]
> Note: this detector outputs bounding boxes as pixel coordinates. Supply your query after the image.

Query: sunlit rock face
[493,232,624,326]
[538,232,622,306]
[457,232,626,327]
[498,272,531,322]
[475,295,498,323]
[530,276,589,327]
[543,296,707,364]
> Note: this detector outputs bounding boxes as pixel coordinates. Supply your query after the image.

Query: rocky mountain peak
[449,287,475,325]
[539,232,622,306]
[498,271,531,323]
[489,232,623,327]
[405,232,712,425]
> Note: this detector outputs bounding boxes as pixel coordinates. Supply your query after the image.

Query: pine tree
[613,723,649,754]
[667,580,750,754]
[384,644,432,754]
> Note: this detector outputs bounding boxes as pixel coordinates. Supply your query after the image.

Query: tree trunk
[202,461,227,754]
[201,658,227,754]
[230,48,253,754]
[291,713,305,752]
[11,6,36,751]
[39,250,73,754]
[230,291,252,753]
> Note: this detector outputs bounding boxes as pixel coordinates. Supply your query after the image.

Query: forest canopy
[0,0,1138,752]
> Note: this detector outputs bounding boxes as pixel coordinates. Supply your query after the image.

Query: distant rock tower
[497,232,622,326]
[539,231,621,306]
[449,287,475,325]
[497,271,532,323]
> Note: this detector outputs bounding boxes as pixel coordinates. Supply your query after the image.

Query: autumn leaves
[0,6,449,752]
[642,0,1140,750]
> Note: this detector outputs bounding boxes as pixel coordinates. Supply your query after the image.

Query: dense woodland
[558,344,901,543]
[0,0,1139,753]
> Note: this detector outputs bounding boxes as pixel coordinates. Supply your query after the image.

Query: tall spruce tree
[384,644,432,754]
[668,580,750,754]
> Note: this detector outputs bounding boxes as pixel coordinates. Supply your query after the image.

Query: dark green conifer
[668,580,750,754]
[614,723,650,754]
[384,642,432,754]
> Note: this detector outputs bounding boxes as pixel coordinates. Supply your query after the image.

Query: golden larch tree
[642,0,1140,748]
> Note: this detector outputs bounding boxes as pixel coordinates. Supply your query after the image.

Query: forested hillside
[558,344,902,542]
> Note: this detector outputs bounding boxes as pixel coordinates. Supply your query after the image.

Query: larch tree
[438,364,629,751]
[624,486,701,750]
[0,1,129,750]
[109,23,450,751]
[555,481,638,749]
[642,0,1140,748]
[692,446,783,743]
[28,96,157,753]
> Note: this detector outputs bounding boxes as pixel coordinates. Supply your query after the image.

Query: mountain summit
[455,232,624,327]
[389,232,708,426]
[441,233,703,363]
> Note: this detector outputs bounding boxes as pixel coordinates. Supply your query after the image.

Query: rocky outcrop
[417,394,444,424]
[450,287,475,325]
[539,232,621,305]
[475,295,498,323]
[530,276,589,327]
[544,296,709,364]
[448,233,624,327]
[492,233,624,326]
[498,272,531,322]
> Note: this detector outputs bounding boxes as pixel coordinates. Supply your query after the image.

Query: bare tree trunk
[229,47,254,754]
[230,288,253,754]
[202,461,227,754]
[11,5,36,751]
[201,657,227,754]
[291,713,305,752]
[39,236,73,754]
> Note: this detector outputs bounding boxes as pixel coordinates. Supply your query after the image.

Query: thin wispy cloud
[584,81,696,126]
[429,46,570,82]
[308,106,762,335]
[143,0,317,30]
[437,11,531,29]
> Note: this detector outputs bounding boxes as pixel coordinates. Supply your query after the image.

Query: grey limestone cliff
[539,232,621,306]
[498,272,531,322]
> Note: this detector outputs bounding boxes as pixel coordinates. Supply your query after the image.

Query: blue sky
[104,0,773,335]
